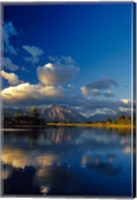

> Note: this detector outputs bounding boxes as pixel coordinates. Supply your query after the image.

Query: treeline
[3,106,45,127]
[84,115,132,125]
[86,115,135,129]
[105,115,131,125]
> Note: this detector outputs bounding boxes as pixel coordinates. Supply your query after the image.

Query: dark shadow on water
[87,161,122,176]
[3,167,40,195]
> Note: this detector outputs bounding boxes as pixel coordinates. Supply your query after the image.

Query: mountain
[40,105,86,122]
[87,111,131,122]
[87,114,116,122]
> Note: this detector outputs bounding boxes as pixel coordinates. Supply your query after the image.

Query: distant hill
[87,111,131,122]
[87,114,116,122]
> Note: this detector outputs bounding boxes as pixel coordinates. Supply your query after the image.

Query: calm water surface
[2,127,132,197]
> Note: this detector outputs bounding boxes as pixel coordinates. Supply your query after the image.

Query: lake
[1,127,133,197]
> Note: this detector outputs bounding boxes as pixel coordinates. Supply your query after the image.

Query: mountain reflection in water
[2,127,132,196]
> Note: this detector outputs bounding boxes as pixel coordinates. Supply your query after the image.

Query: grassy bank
[46,122,132,128]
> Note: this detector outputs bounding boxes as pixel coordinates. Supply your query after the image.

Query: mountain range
[3,104,130,123]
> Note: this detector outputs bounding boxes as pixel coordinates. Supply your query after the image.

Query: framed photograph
[0,1,136,198]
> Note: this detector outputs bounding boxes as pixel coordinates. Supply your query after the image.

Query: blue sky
[1,2,134,117]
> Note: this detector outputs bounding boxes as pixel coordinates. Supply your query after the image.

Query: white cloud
[37,58,79,85]
[2,57,28,72]
[23,45,44,63]
[1,55,79,105]
[81,86,94,96]
[1,82,64,104]
[2,57,19,71]
[120,99,129,104]
[61,56,75,64]
[118,107,131,112]
[67,84,75,88]
[48,55,75,65]
[80,86,114,98]
[3,22,18,55]
[93,108,117,115]
[1,70,22,85]
[80,77,118,97]
[80,86,87,95]
[104,90,114,97]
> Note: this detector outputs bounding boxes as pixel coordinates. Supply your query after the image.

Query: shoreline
[1,123,134,129]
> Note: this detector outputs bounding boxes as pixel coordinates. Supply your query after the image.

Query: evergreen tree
[29,105,39,118]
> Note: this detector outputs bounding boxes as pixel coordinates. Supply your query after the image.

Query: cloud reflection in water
[2,127,132,195]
